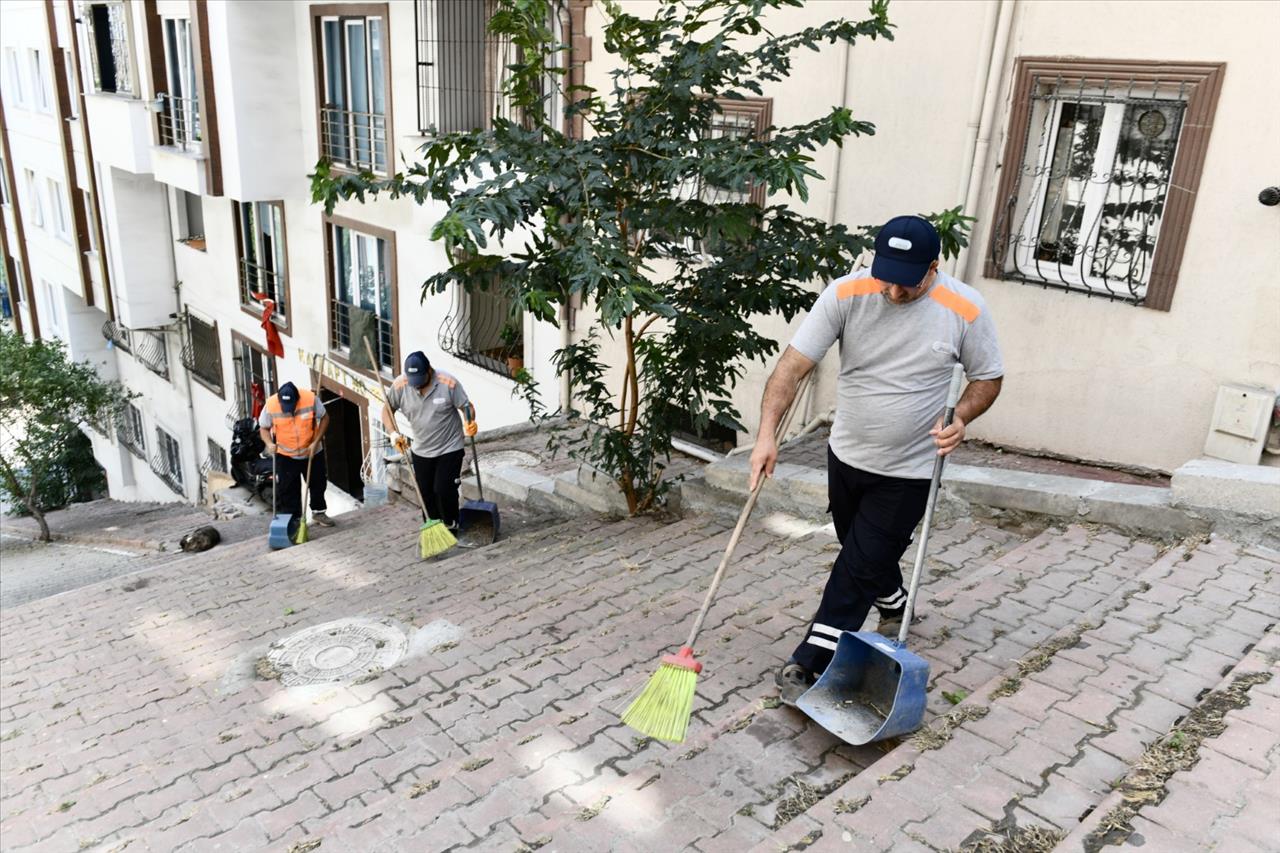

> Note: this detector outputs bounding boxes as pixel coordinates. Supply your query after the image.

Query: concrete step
[753,536,1279,852]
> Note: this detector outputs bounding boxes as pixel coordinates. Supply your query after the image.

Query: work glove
[391,432,411,453]
[464,420,478,438]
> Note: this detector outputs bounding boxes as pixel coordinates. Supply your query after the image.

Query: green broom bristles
[418,518,457,558]
[621,646,701,743]
[293,517,309,545]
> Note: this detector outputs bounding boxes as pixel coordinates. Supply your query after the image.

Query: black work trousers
[790,446,931,674]
[275,451,328,524]
[410,448,466,527]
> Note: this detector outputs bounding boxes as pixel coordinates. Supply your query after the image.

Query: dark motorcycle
[229,417,274,506]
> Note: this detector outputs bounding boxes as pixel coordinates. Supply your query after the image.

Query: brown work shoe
[312,512,336,528]
[776,662,816,708]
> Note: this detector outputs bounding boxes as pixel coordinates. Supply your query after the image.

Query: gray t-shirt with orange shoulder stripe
[789,268,1003,480]
[385,370,472,458]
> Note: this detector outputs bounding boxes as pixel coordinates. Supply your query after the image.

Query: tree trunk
[29,505,51,542]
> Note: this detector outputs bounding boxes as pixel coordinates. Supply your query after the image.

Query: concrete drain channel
[263,618,409,686]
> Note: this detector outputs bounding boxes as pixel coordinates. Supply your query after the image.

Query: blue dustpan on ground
[268,514,293,549]
[797,364,964,745]
[458,433,499,545]
[798,631,929,743]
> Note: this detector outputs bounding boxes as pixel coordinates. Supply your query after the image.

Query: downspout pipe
[954,0,1016,282]
[163,194,201,506]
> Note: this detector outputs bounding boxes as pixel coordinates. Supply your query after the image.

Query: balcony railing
[101,319,132,353]
[320,106,388,174]
[329,297,393,373]
[438,284,523,379]
[116,420,145,459]
[157,93,201,152]
[181,315,223,394]
[238,259,286,325]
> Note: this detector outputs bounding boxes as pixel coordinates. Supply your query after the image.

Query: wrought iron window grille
[116,405,146,459]
[990,75,1190,305]
[101,319,132,353]
[414,0,566,137]
[156,92,201,151]
[150,430,185,496]
[101,319,170,379]
[181,312,223,394]
[438,282,523,379]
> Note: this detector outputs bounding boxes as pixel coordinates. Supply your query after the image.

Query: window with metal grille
[152,426,184,495]
[182,312,223,394]
[158,18,200,150]
[328,222,394,374]
[116,402,145,458]
[235,201,288,327]
[414,0,565,135]
[438,281,523,379]
[205,439,227,474]
[86,1,135,96]
[987,59,1223,311]
[231,336,277,422]
[692,98,771,207]
[317,11,389,174]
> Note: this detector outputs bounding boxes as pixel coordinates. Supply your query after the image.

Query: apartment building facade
[2,1,1277,511]
[1,0,589,505]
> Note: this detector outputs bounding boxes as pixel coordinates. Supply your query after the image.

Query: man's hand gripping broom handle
[679,371,816,656]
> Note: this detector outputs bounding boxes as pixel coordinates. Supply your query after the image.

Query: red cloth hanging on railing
[252,292,285,358]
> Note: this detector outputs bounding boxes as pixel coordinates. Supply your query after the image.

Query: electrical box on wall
[1204,383,1276,464]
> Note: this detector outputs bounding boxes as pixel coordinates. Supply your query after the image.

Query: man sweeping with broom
[260,381,336,539]
[753,215,1004,706]
[380,351,479,540]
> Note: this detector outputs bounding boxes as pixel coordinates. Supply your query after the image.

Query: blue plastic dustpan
[797,631,929,744]
[268,514,293,550]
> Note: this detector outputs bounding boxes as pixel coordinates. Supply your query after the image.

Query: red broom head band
[660,646,702,673]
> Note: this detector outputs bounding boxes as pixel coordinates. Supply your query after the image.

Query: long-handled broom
[364,339,456,558]
[293,357,322,545]
[622,372,815,742]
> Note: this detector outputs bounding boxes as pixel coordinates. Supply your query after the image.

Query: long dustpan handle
[683,371,814,650]
[898,363,965,646]
[465,405,484,502]
[364,338,429,522]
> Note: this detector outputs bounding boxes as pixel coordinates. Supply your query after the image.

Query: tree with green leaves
[0,328,132,541]
[312,0,973,514]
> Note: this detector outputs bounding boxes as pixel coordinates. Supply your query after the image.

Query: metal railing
[157,93,201,152]
[989,76,1188,304]
[181,314,223,393]
[116,412,145,459]
[135,331,169,379]
[101,319,132,353]
[329,298,393,373]
[320,106,388,174]
[238,259,286,324]
[438,284,523,379]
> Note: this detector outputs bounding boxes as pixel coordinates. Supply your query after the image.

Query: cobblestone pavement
[1,492,1275,853]
[0,534,153,610]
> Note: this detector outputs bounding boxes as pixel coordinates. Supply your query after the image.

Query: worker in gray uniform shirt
[381,351,478,532]
[750,215,1005,706]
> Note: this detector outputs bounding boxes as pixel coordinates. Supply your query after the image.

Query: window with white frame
[159,18,200,148]
[63,50,78,118]
[4,49,25,107]
[47,178,72,242]
[40,280,63,336]
[0,157,9,206]
[152,425,184,494]
[235,201,288,324]
[29,49,51,112]
[328,221,393,373]
[988,60,1223,310]
[23,170,44,229]
[175,189,205,249]
[85,1,135,95]
[81,191,97,252]
[317,10,389,173]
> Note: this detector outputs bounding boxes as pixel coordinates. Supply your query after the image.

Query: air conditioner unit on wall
[1204,383,1277,465]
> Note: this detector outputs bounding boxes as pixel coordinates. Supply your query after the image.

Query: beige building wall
[579,0,1280,473]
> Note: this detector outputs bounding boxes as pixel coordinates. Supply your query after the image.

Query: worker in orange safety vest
[259,381,336,531]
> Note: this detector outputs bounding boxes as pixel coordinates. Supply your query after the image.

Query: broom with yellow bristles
[365,339,456,558]
[622,372,814,742]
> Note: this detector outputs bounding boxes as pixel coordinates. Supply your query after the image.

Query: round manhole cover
[479,450,540,470]
[266,618,408,686]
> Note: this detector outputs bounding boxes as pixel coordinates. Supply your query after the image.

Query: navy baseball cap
[278,381,299,414]
[404,351,432,387]
[872,215,941,287]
